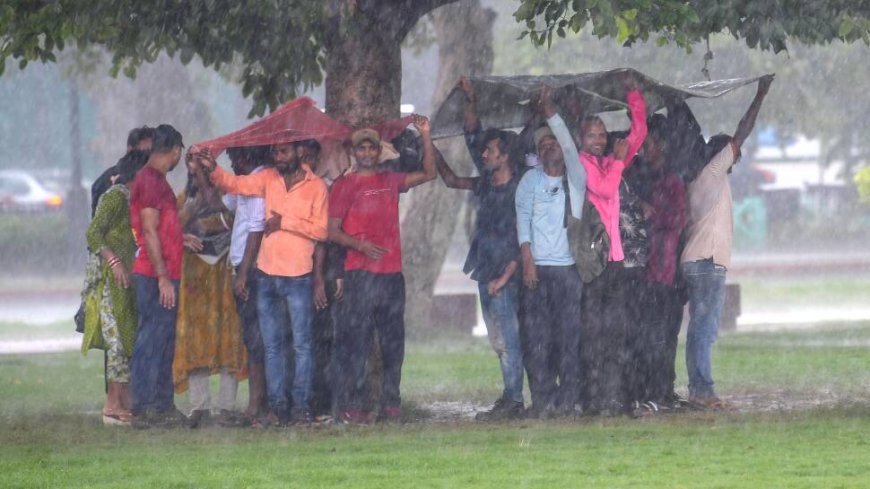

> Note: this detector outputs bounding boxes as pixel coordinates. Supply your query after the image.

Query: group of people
[80,71,774,428]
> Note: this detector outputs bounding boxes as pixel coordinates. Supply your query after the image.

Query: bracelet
[107,257,121,268]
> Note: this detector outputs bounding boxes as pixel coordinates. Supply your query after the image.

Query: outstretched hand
[538,84,557,118]
[412,114,430,136]
[757,74,775,95]
[624,71,640,92]
[457,77,475,102]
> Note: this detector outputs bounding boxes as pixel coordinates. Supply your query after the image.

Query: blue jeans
[256,271,313,417]
[478,281,523,403]
[682,260,727,399]
[130,274,179,415]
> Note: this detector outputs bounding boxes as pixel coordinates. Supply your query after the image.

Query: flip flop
[102,409,132,426]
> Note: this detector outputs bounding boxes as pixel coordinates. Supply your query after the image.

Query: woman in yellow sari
[174,159,247,427]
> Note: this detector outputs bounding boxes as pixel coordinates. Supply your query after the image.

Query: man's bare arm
[434,146,474,190]
[732,74,775,150]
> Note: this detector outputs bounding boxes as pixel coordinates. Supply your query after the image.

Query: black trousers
[234,267,264,365]
[623,268,654,404]
[333,271,405,411]
[579,261,632,412]
[644,281,685,403]
[520,265,583,411]
[310,280,339,417]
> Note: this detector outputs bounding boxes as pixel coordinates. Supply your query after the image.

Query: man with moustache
[195,141,328,426]
[129,124,187,428]
[514,87,587,419]
[329,116,435,424]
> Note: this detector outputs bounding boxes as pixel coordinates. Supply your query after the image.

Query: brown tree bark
[401,1,496,332]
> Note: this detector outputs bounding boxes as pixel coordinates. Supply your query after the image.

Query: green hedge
[0,213,75,273]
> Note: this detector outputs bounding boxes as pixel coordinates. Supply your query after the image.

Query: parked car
[0,170,64,212]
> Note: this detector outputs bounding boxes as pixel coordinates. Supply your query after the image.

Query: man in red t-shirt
[329,116,435,423]
[128,124,187,428]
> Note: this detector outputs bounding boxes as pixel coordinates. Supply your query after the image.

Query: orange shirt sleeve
[210,166,268,197]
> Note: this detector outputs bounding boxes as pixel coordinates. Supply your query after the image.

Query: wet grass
[739,276,870,311]
[1,323,868,487]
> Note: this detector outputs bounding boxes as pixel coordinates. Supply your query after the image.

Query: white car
[0,170,64,212]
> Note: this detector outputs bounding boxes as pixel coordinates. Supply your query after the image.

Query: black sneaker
[154,407,188,428]
[476,398,524,421]
[131,411,157,430]
[217,409,250,428]
[290,407,313,426]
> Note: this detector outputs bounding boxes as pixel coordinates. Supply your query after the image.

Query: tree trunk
[401,1,496,332]
[324,24,402,126]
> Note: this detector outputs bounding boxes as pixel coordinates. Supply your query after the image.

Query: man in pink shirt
[575,74,648,416]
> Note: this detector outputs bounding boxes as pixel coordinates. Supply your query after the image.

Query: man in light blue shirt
[515,89,586,418]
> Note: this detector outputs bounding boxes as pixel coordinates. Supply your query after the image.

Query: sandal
[102,409,132,426]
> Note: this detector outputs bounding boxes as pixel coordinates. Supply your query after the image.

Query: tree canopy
[0,0,455,118]
[3,1,867,119]
[514,1,869,53]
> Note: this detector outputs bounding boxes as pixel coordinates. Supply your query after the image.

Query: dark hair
[577,115,606,138]
[115,150,150,185]
[483,129,513,156]
[151,124,184,154]
[227,145,273,166]
[646,114,668,144]
[126,126,155,149]
[297,139,321,155]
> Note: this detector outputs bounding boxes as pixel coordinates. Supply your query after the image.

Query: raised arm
[732,74,775,150]
[195,150,268,197]
[402,115,437,191]
[540,84,587,219]
[434,145,475,190]
[458,77,481,134]
[621,74,648,167]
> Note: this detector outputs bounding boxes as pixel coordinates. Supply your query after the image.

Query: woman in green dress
[81,150,149,425]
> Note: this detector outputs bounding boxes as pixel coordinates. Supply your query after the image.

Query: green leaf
[656,35,668,47]
[616,17,630,43]
[622,9,638,21]
[838,17,854,37]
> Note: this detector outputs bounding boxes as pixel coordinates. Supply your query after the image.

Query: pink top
[580,90,647,262]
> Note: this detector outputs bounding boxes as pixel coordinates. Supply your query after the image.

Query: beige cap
[534,126,556,148]
[351,128,381,147]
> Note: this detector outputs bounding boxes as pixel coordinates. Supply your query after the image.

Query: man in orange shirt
[195,141,328,426]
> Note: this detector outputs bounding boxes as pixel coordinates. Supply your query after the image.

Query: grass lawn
[1,322,868,488]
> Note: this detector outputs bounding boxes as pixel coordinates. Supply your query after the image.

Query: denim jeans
[681,259,727,399]
[130,274,179,416]
[478,280,523,404]
[256,271,313,417]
